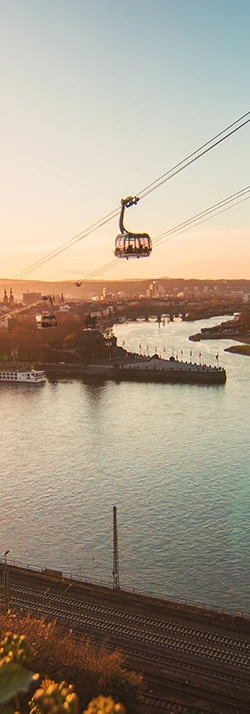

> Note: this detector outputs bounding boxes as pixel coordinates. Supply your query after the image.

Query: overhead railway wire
[1,185,250,324]
[3,110,250,288]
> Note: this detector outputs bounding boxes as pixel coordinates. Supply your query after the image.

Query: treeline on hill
[0,612,142,713]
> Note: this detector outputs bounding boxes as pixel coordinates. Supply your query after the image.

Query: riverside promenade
[1,560,250,713]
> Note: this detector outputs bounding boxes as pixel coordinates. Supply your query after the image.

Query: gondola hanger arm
[119,196,140,234]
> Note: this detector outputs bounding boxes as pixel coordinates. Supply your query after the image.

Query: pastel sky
[0,0,249,283]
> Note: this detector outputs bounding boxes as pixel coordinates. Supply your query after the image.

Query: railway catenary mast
[113,505,120,590]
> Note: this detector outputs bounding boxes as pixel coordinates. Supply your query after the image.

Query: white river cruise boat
[0,368,46,384]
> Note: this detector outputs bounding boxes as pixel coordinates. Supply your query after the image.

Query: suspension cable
[2,184,249,322]
[153,185,250,245]
[2,111,249,287]
[63,185,250,287]
[10,208,120,283]
[138,111,250,199]
[0,259,124,322]
[154,193,250,249]
[139,116,250,200]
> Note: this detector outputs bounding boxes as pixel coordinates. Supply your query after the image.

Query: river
[1,315,249,614]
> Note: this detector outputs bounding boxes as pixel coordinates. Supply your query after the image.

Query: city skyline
[0,0,249,281]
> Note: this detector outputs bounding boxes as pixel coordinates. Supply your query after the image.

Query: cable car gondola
[36,296,57,329]
[114,196,152,259]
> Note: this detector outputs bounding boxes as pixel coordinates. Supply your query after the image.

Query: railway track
[5,584,250,672]
[141,695,222,713]
[138,669,250,713]
[8,583,250,652]
[1,579,250,713]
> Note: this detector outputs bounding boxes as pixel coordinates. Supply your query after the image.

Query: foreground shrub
[0,613,141,713]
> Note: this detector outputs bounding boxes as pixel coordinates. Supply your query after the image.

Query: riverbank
[189,330,250,342]
[189,330,250,355]
[34,356,226,385]
[232,335,250,344]
[225,343,250,355]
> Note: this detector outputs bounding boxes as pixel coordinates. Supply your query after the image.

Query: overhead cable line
[138,111,250,198]
[56,185,250,290]
[154,193,250,249]
[37,184,250,290]
[74,185,250,275]
[153,185,250,245]
[59,257,124,294]
[4,111,250,286]
[1,184,249,323]
[10,208,120,283]
[138,113,250,199]
[0,260,124,323]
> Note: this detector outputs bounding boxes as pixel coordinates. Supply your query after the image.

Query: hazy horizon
[1,275,250,304]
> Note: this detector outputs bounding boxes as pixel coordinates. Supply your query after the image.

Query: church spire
[3,288,8,304]
[9,288,14,304]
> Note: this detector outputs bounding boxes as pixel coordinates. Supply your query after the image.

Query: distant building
[0,316,9,330]
[59,304,71,312]
[146,281,165,299]
[22,292,42,305]
[45,328,125,364]
[101,287,113,300]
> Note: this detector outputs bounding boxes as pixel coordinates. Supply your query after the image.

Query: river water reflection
[1,316,249,613]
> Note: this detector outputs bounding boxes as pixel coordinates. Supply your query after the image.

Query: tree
[0,632,125,714]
